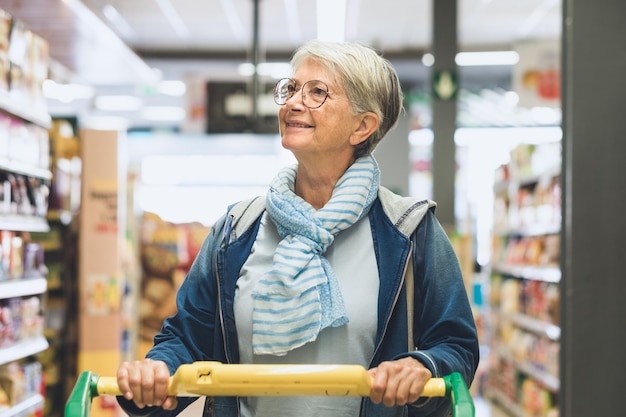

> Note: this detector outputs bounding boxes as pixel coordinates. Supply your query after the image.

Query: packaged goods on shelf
[6,16,48,113]
[0,296,44,348]
[0,9,10,94]
[0,232,45,281]
[137,213,211,357]
[0,112,51,172]
[487,141,561,417]
[0,172,50,218]
[0,360,42,409]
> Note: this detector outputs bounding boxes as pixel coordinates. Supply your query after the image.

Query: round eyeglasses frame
[273,78,330,109]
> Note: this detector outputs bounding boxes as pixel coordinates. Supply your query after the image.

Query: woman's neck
[295,157,354,210]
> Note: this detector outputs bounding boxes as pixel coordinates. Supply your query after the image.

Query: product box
[0,9,11,55]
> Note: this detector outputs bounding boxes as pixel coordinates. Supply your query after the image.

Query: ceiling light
[238,62,291,79]
[455,51,520,66]
[219,0,246,43]
[95,95,143,111]
[317,0,346,42]
[422,53,435,67]
[155,0,191,39]
[283,0,302,43]
[157,80,187,96]
[102,5,136,39]
[43,80,95,103]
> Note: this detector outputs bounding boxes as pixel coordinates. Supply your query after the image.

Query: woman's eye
[310,87,326,97]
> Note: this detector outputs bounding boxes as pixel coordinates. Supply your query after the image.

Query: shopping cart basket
[65,361,473,417]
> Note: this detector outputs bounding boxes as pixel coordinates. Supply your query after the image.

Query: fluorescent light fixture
[238,62,292,78]
[455,51,520,66]
[140,106,186,121]
[317,0,346,42]
[102,4,136,39]
[157,80,187,96]
[283,0,302,43]
[95,95,143,111]
[60,0,159,83]
[43,79,95,103]
[155,0,191,39]
[219,0,246,43]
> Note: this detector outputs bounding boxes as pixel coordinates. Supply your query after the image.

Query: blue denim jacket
[119,194,479,417]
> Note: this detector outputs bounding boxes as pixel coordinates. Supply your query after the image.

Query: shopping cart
[65,361,473,417]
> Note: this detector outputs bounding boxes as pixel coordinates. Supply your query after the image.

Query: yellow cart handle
[96,362,447,397]
[66,361,472,417]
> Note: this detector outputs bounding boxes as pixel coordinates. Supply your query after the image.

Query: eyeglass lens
[274,79,329,108]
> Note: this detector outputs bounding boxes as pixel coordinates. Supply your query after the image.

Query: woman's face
[278,59,363,162]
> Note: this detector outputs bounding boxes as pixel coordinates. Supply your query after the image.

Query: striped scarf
[251,155,380,356]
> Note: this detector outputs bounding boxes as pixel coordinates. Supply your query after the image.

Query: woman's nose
[285,90,305,109]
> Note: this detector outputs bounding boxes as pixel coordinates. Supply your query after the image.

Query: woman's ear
[350,112,380,146]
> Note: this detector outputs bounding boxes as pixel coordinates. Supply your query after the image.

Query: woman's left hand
[367,356,433,407]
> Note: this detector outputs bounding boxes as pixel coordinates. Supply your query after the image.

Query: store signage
[432,69,459,101]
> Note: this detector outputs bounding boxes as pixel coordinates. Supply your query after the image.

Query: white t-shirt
[234,212,379,417]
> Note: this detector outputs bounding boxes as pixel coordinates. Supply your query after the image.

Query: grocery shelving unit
[486,142,561,417]
[0,120,52,416]
[0,8,53,416]
[0,280,48,417]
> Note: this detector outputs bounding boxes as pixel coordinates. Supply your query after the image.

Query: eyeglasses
[273,78,330,109]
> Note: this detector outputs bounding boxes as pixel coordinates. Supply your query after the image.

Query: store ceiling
[0,0,561,85]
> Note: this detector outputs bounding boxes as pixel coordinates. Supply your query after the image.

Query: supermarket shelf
[0,158,52,180]
[0,215,50,233]
[0,337,49,366]
[516,165,561,187]
[47,209,74,225]
[496,347,560,392]
[492,264,561,283]
[0,91,51,128]
[0,277,47,299]
[503,312,560,341]
[0,394,44,417]
[493,223,561,238]
[485,390,525,417]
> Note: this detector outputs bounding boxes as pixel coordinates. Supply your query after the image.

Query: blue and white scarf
[252,155,380,356]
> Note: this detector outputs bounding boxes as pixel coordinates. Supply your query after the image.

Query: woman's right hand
[116,358,178,410]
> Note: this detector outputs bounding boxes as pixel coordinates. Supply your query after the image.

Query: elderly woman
[116,40,479,417]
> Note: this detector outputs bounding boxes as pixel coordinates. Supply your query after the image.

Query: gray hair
[290,40,404,158]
